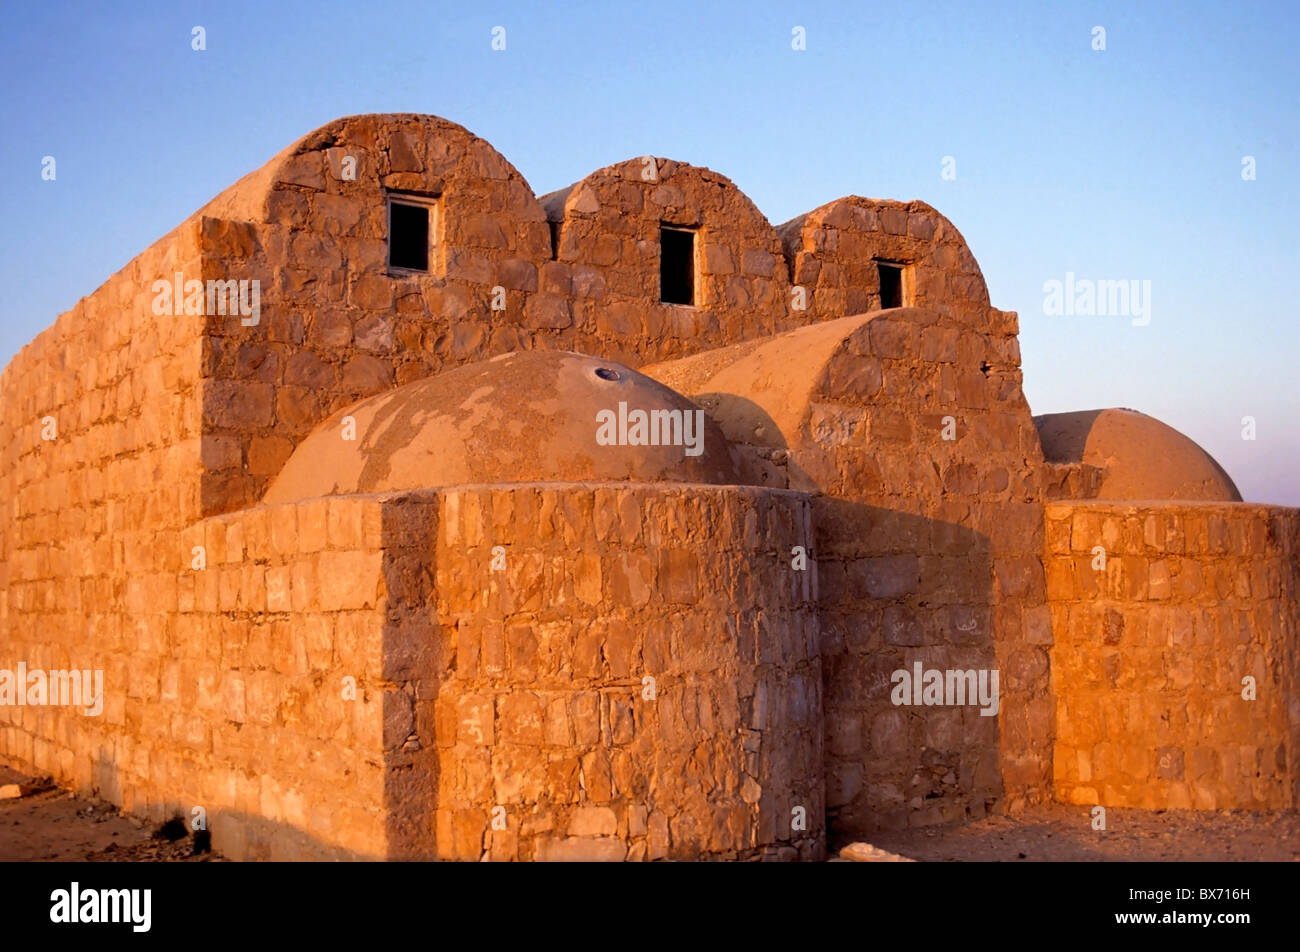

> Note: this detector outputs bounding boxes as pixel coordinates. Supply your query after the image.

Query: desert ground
[4,761,1294,863]
[0,763,220,862]
[852,803,1300,862]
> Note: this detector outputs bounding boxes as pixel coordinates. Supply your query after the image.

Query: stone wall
[419,483,824,861]
[645,307,1053,838]
[3,478,826,861]
[170,495,397,860]
[0,488,401,860]
[197,114,555,515]
[1047,501,1300,809]
[775,197,997,334]
[0,221,207,812]
[542,159,793,366]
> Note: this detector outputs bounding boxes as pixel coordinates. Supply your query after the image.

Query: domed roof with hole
[1034,408,1242,501]
[263,350,744,501]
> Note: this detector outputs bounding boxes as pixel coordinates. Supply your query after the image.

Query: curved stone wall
[413,483,825,860]
[1047,501,1300,809]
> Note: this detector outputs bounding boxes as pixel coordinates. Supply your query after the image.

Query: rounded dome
[264,350,743,502]
[1034,408,1241,501]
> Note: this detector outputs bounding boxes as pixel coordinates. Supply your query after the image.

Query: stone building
[0,113,1295,860]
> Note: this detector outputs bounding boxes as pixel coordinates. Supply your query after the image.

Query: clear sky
[1,0,1296,503]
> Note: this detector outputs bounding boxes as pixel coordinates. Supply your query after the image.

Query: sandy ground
[0,764,221,862]
[851,802,1300,862]
[4,762,1295,862]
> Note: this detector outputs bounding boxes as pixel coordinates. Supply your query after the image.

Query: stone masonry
[0,113,1295,860]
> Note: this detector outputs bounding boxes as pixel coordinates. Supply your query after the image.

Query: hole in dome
[594,367,620,381]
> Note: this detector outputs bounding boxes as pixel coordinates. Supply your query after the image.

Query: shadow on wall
[92,749,121,808]
[639,307,1042,843]
[1034,408,1243,502]
[379,496,443,860]
[208,807,382,861]
[688,392,791,486]
[90,717,386,861]
[380,483,826,861]
[814,500,1002,844]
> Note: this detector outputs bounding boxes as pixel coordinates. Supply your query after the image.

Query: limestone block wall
[0,221,207,802]
[645,308,1052,838]
[794,311,1050,834]
[0,489,403,861]
[168,494,400,860]
[419,483,825,861]
[541,159,793,367]
[1046,501,1300,809]
[4,476,825,861]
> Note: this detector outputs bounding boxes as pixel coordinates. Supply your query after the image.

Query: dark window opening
[389,200,430,271]
[877,261,904,309]
[660,226,695,305]
[548,220,561,261]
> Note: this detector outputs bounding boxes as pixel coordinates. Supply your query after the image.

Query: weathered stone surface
[0,778,54,799]
[0,111,1292,868]
[1047,501,1299,811]
[839,841,916,862]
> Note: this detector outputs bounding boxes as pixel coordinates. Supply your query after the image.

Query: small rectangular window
[388,197,434,272]
[548,219,562,261]
[877,261,906,309]
[660,226,695,305]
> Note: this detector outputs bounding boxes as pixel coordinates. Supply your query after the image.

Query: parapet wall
[1046,501,1300,809]
[3,480,825,861]
[420,483,824,861]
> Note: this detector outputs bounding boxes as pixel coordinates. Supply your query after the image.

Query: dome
[1034,408,1241,501]
[263,350,743,502]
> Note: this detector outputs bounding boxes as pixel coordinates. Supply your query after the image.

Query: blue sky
[1,0,1296,503]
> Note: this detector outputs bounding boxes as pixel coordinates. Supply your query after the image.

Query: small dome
[264,350,742,502]
[1034,408,1241,501]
